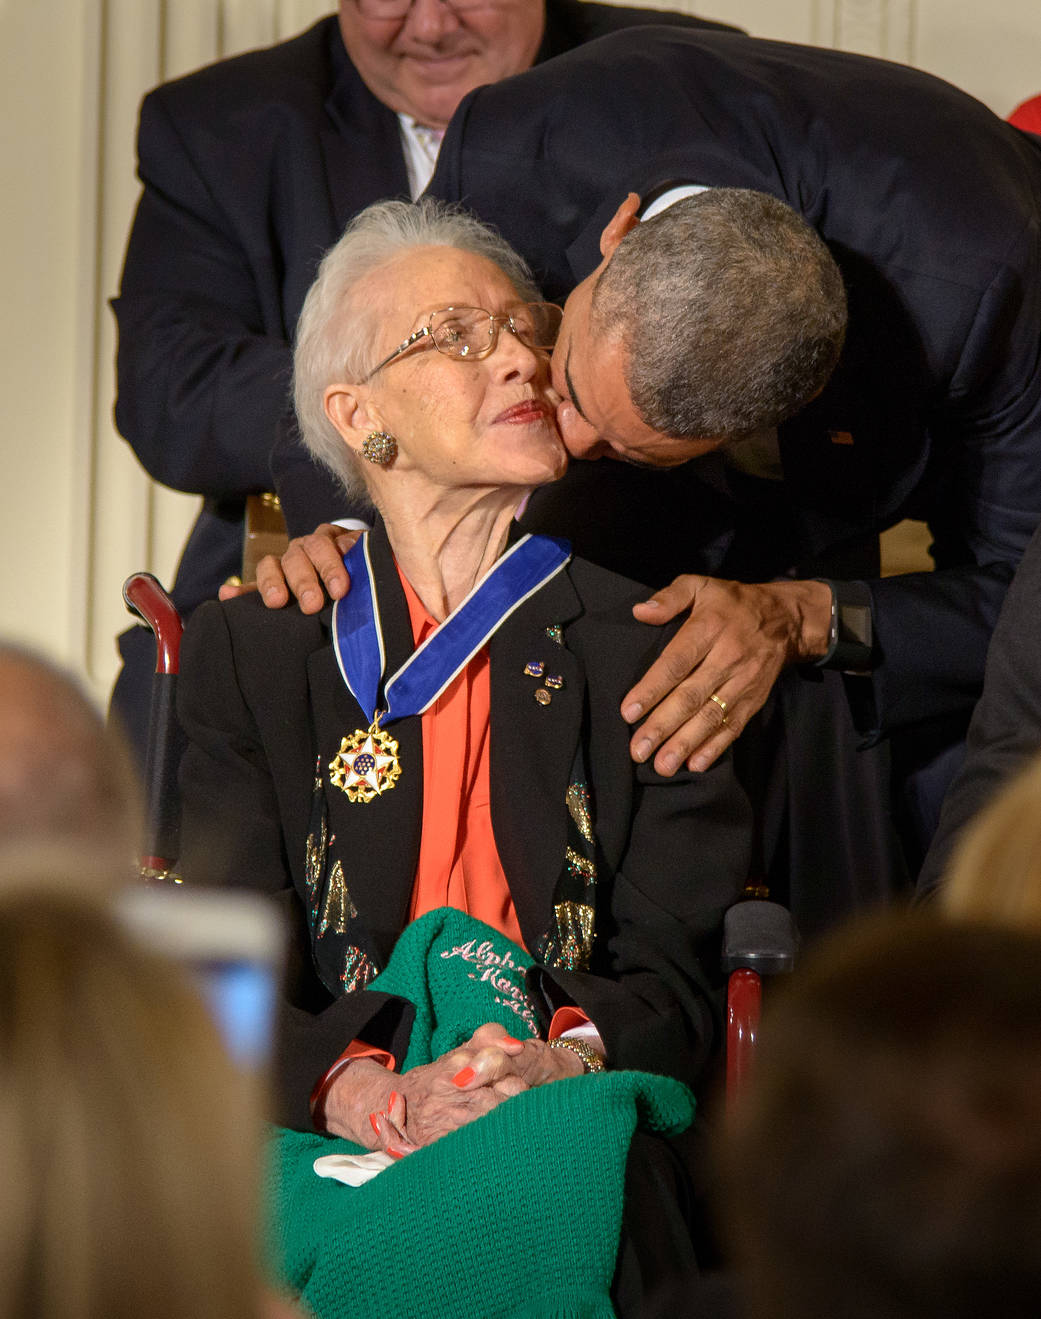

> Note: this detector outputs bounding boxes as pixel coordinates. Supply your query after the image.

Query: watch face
[838,602,872,650]
[832,594,874,673]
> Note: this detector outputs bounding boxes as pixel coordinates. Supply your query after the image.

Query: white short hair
[292,198,541,502]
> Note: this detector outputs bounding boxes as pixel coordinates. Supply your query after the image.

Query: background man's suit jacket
[176,527,752,1130]
[425,27,1041,751]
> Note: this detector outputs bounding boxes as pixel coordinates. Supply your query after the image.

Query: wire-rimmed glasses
[362,303,563,381]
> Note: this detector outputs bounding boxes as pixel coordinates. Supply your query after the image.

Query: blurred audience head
[718,912,1041,1319]
[942,750,1041,925]
[0,643,140,872]
[0,856,268,1319]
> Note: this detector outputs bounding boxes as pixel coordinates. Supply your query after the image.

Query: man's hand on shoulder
[217,523,360,613]
[622,575,833,774]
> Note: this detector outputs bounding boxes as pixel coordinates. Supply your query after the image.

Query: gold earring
[362,431,398,466]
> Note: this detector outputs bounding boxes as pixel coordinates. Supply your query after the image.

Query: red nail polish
[369,1111,382,1136]
[452,1066,476,1087]
[388,1091,399,1107]
[387,1146,407,1161]
[500,1036,522,1046]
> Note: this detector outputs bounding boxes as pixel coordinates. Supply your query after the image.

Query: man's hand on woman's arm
[218,523,359,612]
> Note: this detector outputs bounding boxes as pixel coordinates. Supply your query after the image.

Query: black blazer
[111,4,741,616]
[918,520,1041,894]
[425,28,1041,746]
[177,527,752,1130]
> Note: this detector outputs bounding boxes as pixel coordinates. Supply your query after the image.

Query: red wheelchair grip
[122,573,183,675]
[726,967,763,1105]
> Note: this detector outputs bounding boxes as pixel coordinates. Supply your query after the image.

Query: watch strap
[813,580,874,673]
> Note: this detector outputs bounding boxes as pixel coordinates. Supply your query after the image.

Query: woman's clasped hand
[324,1022,584,1154]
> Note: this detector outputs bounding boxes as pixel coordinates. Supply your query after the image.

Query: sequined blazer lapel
[488,564,587,953]
[304,524,424,991]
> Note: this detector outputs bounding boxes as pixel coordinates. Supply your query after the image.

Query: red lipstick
[494,400,551,425]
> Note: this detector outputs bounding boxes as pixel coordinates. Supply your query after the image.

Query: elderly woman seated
[177,199,751,1317]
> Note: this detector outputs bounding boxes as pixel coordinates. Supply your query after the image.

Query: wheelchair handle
[122,572,183,675]
[122,573,185,875]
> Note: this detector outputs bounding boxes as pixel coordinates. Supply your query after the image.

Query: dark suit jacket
[111,4,740,616]
[918,520,1041,894]
[424,28,1041,747]
[177,526,752,1130]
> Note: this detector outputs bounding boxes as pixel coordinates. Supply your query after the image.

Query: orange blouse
[399,568,525,950]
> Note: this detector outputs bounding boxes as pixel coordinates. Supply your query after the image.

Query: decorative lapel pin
[524,660,545,678]
[534,689,552,706]
[545,674,565,690]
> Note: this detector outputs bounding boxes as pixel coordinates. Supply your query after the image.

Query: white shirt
[397,114,445,199]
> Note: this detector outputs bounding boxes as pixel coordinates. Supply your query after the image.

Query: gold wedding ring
[708,692,729,725]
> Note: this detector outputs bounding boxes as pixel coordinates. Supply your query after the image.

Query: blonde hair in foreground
[0,859,265,1319]
[942,751,1041,925]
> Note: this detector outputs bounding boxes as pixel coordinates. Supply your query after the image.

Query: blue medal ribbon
[332,532,571,725]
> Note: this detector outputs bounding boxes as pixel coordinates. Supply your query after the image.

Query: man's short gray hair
[293,198,541,503]
[592,189,847,442]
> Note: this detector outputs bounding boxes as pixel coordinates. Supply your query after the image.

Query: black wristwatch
[813,580,874,674]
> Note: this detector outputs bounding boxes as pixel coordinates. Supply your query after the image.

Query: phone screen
[192,956,279,1069]
[117,886,284,1070]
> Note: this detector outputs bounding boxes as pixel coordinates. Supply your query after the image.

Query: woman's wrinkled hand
[322,1045,513,1154]
[447,1022,586,1097]
[387,1048,513,1148]
[322,1024,586,1156]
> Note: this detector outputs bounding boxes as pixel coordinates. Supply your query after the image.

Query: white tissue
[312,1150,397,1187]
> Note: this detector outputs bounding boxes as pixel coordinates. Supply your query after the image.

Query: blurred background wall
[1,0,1038,704]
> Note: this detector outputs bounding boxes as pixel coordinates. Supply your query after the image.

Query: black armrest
[722,900,798,976]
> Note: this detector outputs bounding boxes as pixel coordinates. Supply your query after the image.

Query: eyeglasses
[354,0,511,19]
[363,303,563,381]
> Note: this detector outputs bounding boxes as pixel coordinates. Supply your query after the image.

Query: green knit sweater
[266,909,695,1318]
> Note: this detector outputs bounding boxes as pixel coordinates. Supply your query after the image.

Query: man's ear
[324,383,379,454]
[599,193,642,259]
